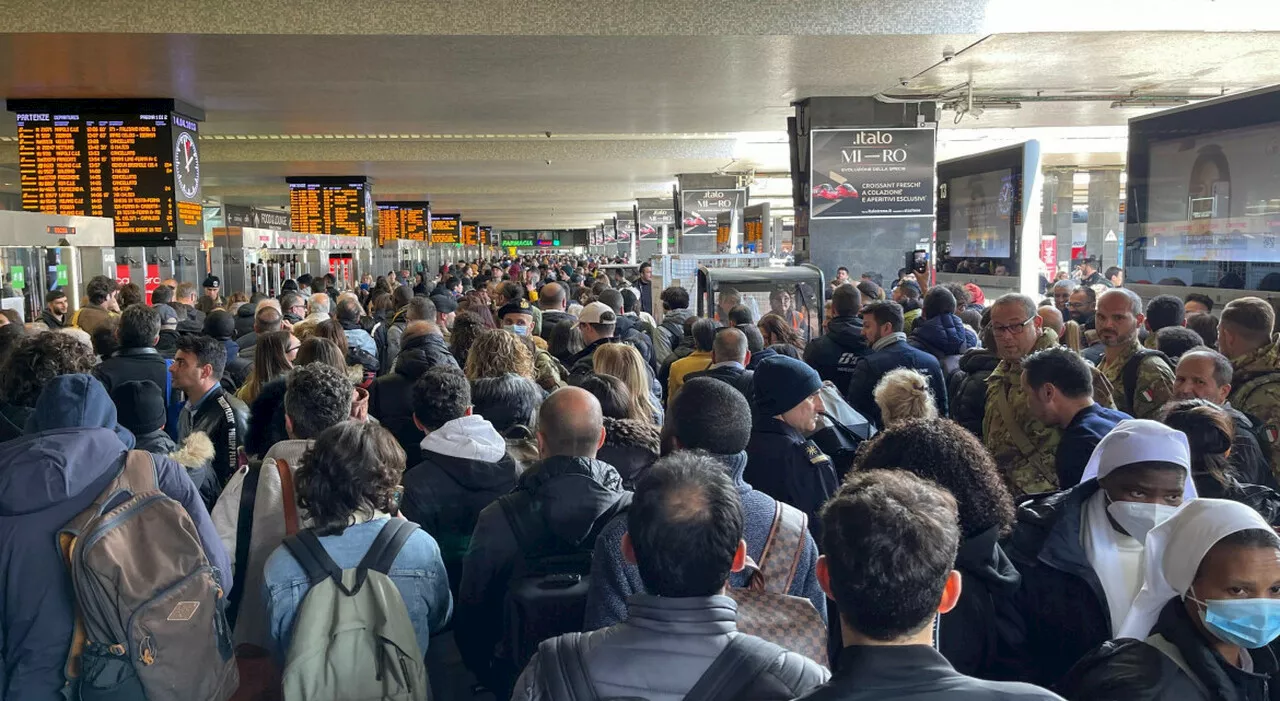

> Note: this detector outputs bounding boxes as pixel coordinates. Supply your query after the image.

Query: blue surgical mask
[506,324,529,336]
[1188,588,1280,648]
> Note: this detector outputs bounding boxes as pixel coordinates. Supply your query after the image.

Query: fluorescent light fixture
[1110,99,1190,109]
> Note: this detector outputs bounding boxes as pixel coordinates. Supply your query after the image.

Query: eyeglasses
[991,317,1035,336]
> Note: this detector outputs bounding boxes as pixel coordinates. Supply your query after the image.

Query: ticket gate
[0,210,116,322]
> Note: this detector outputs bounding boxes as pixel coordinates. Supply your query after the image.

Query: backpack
[497,489,628,673]
[536,630,785,701]
[725,502,828,666]
[279,520,428,701]
[1120,349,1175,412]
[58,451,239,701]
[657,318,683,357]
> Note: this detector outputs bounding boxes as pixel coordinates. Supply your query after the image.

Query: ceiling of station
[0,26,1276,228]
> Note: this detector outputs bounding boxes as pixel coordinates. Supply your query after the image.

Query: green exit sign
[553,239,561,246]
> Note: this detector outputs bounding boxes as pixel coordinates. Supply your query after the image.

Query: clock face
[174,131,200,200]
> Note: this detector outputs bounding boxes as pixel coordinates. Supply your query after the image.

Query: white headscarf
[1078,420,1197,634]
[1117,498,1274,640]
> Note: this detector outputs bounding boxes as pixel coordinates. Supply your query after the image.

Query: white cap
[577,301,617,325]
[1079,419,1192,485]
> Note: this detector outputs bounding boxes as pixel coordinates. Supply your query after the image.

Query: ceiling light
[1110,99,1190,109]
[974,101,1023,110]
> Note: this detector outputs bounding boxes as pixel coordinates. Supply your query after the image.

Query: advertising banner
[680,189,746,237]
[809,127,935,219]
[603,221,617,244]
[430,213,461,245]
[615,212,635,243]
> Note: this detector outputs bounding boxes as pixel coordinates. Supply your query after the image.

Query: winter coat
[155,329,180,358]
[172,302,205,335]
[909,313,978,377]
[1060,597,1280,701]
[654,308,695,362]
[1229,337,1280,482]
[134,427,177,455]
[212,338,252,390]
[614,315,658,373]
[745,417,838,544]
[1097,338,1175,420]
[942,526,1024,680]
[456,455,631,689]
[369,332,459,466]
[400,415,520,594]
[0,379,229,701]
[0,401,32,444]
[39,308,66,329]
[537,309,576,343]
[746,346,778,371]
[177,384,249,509]
[514,595,829,701]
[568,337,615,377]
[846,337,949,428]
[209,439,313,650]
[803,315,869,390]
[340,319,379,358]
[1003,482,1112,689]
[583,451,826,631]
[795,645,1060,701]
[236,331,258,359]
[685,362,755,405]
[71,302,114,336]
[1055,404,1131,487]
[1226,405,1279,490]
[233,303,256,338]
[597,417,661,488]
[667,350,715,402]
[949,347,1000,437]
[244,376,288,459]
[93,346,170,396]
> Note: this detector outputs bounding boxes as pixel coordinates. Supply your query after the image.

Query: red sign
[115,263,162,303]
[1039,237,1058,275]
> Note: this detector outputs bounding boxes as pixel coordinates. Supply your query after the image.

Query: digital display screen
[377,202,429,244]
[288,177,370,237]
[1141,121,1280,262]
[501,230,564,247]
[745,217,764,245]
[481,226,495,245]
[15,111,202,241]
[431,214,461,245]
[462,222,479,246]
[941,168,1015,258]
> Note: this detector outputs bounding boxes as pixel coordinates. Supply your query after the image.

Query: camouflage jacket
[1229,337,1280,482]
[984,329,1116,497]
[1098,338,1175,420]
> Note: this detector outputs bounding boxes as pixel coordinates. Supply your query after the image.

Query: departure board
[462,221,479,247]
[10,101,204,243]
[432,214,461,245]
[377,202,430,245]
[287,177,372,237]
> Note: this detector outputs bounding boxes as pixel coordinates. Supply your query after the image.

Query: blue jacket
[344,326,379,359]
[0,375,230,701]
[846,338,950,428]
[262,517,453,664]
[1056,403,1131,488]
[583,452,826,631]
[910,314,977,361]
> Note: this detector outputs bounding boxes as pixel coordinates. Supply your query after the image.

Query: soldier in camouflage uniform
[1220,296,1280,481]
[984,294,1115,496]
[1095,288,1175,420]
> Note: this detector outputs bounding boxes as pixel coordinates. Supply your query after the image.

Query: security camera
[899,77,911,87]
[942,48,956,62]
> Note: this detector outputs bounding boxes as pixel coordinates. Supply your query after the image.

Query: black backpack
[536,631,784,701]
[497,490,629,673]
[1121,349,1174,412]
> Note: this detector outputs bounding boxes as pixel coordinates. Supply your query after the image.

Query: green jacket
[1230,337,1280,482]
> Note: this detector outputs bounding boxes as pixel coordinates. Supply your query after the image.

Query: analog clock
[174,131,200,200]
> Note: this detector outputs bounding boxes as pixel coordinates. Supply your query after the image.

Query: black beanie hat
[752,355,824,417]
[204,310,235,340]
[111,380,167,435]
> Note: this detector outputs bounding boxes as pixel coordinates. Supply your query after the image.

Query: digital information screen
[745,217,764,246]
[377,202,430,245]
[942,168,1015,258]
[13,105,203,242]
[481,226,496,245]
[431,213,461,245]
[288,177,372,237]
[462,222,480,247]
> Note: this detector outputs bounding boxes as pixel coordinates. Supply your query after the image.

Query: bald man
[456,385,631,694]
[1037,305,1065,337]
[537,281,576,342]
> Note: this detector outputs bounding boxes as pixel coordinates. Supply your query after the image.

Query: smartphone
[908,250,929,274]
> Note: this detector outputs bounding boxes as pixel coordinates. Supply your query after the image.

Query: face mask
[1189,588,1280,648]
[1106,497,1179,543]
[505,324,528,336]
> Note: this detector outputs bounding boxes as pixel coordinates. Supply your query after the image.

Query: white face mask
[1106,498,1179,542]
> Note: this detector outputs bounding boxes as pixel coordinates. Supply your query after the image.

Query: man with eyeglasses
[983,293,1115,496]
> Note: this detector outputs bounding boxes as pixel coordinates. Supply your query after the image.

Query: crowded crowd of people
[3,256,1280,701]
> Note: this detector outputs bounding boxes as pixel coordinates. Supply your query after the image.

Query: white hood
[420,413,508,463]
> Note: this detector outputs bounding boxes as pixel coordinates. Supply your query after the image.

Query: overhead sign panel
[680,189,746,236]
[287,176,373,236]
[9,99,205,245]
[431,213,461,245]
[462,221,480,246]
[377,201,430,245]
[809,127,935,219]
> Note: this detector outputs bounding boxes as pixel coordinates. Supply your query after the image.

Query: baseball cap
[577,301,616,325]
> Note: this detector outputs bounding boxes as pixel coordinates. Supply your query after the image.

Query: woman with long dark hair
[237,330,296,403]
[1162,399,1280,524]
[758,313,805,352]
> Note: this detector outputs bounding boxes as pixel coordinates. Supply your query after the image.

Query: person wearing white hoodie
[211,362,353,659]
[400,365,520,594]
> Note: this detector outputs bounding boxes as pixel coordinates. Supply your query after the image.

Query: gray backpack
[280,520,428,701]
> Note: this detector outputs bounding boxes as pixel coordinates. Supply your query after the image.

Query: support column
[1087,170,1123,270]
[789,97,937,285]
[1041,168,1075,277]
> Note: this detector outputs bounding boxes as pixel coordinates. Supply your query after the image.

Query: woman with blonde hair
[591,342,661,426]
[464,328,536,382]
[873,367,938,426]
[1062,319,1083,353]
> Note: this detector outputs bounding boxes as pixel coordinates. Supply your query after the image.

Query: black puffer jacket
[369,332,459,466]
[949,347,1000,437]
[803,315,869,390]
[234,303,256,338]
[942,526,1023,681]
[597,417,660,488]
[614,315,658,373]
[1002,482,1111,689]
[456,456,631,691]
[1060,597,1280,701]
[245,376,288,459]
